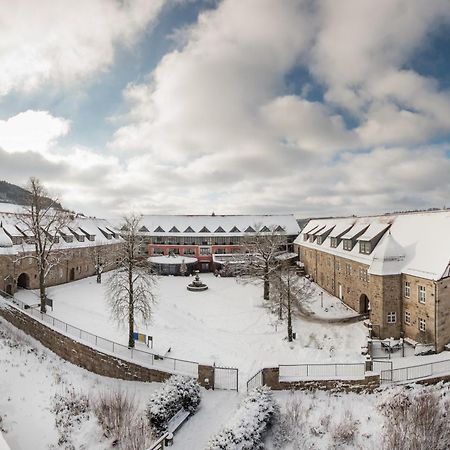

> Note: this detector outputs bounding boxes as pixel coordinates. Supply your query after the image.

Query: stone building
[130,214,300,273]
[294,211,450,351]
[0,207,122,295]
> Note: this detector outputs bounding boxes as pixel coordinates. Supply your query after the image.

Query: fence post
[95,335,98,346]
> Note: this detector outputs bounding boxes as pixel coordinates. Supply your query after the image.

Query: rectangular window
[359,268,369,282]
[336,260,341,272]
[359,241,371,254]
[303,234,308,241]
[330,237,337,248]
[199,247,211,255]
[418,285,426,304]
[404,281,410,298]
[419,318,426,332]
[404,311,411,325]
[345,264,351,275]
[317,236,323,245]
[387,312,397,324]
[343,239,352,251]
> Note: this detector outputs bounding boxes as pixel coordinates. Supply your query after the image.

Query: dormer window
[309,235,315,242]
[343,239,353,251]
[245,226,255,232]
[330,237,337,248]
[199,226,210,233]
[169,226,180,233]
[154,226,165,233]
[215,226,225,233]
[260,226,270,232]
[317,236,323,245]
[359,241,371,254]
[230,226,240,233]
[184,226,195,233]
[139,226,149,232]
[303,234,309,241]
[275,225,285,232]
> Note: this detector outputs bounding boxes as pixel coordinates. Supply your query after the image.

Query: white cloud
[0,0,165,96]
[0,110,70,154]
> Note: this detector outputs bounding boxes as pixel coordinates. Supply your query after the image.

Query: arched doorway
[69,268,75,281]
[17,273,30,289]
[359,294,370,314]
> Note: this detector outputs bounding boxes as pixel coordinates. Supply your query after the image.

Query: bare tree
[234,228,287,301]
[17,177,70,313]
[272,262,314,342]
[107,214,157,348]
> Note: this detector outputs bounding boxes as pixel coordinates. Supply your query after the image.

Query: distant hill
[0,180,62,209]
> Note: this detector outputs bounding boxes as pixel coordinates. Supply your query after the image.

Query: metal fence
[246,370,263,392]
[373,359,393,374]
[279,363,366,381]
[214,366,239,391]
[380,358,450,384]
[2,293,199,377]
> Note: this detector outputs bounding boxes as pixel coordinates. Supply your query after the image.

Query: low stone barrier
[0,303,214,387]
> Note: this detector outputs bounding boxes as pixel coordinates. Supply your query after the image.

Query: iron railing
[246,369,263,391]
[380,358,450,384]
[279,362,366,381]
[1,292,199,377]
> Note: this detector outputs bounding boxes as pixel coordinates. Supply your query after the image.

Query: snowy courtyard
[15,272,367,383]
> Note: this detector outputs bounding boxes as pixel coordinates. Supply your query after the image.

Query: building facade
[0,208,122,295]
[133,214,300,273]
[295,212,450,351]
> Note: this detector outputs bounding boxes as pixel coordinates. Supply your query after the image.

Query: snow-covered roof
[0,208,122,255]
[114,215,300,236]
[296,211,450,280]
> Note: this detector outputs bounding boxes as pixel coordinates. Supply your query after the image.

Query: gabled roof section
[184,226,195,233]
[154,226,165,233]
[169,226,180,233]
[245,226,256,232]
[230,226,240,232]
[358,223,390,241]
[139,225,150,232]
[341,223,369,240]
[214,226,226,233]
[199,226,210,233]
[275,225,285,232]
[260,226,270,232]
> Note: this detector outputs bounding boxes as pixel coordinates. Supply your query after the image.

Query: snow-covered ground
[0,317,238,450]
[15,273,368,384]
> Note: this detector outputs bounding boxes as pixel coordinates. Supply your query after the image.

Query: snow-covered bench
[164,408,190,446]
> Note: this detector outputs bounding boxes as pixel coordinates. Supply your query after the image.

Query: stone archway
[359,294,370,314]
[17,273,30,289]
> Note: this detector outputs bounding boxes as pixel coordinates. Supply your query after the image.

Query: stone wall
[437,278,450,351]
[261,367,380,393]
[0,303,213,387]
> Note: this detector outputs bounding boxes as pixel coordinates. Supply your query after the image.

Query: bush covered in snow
[146,375,201,434]
[52,388,90,449]
[206,386,276,450]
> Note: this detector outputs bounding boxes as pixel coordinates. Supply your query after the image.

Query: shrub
[380,390,450,450]
[52,388,90,449]
[93,388,154,449]
[206,386,276,450]
[330,410,358,448]
[146,375,201,434]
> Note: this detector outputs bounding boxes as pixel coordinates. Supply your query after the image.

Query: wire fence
[380,358,450,384]
[279,362,366,381]
[1,291,199,377]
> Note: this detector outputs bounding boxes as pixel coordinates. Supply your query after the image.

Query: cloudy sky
[1,0,450,218]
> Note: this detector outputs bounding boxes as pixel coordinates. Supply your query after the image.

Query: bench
[168,408,190,435]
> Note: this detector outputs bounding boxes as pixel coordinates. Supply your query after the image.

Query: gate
[214,366,238,391]
[246,370,263,392]
[373,359,393,374]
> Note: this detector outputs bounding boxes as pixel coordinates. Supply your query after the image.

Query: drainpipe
[435,281,438,352]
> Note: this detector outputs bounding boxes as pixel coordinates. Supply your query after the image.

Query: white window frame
[404,311,411,325]
[387,311,397,324]
[404,281,410,298]
[419,318,426,332]
[418,285,426,304]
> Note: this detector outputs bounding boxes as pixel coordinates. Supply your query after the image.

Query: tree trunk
[128,263,135,348]
[263,265,270,300]
[39,262,46,314]
[278,291,283,320]
[287,278,292,342]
